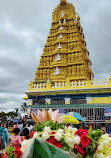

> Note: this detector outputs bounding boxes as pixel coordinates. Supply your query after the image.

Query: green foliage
[6,146,17,158]
[33,121,65,132]
[85,128,103,158]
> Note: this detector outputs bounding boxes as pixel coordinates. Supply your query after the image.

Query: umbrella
[63,115,79,124]
[66,112,84,122]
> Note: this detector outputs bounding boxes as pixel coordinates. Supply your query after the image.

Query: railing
[28,78,111,91]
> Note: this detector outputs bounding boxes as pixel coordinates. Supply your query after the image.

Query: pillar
[64,98,70,104]
[86,97,92,104]
[27,99,33,105]
[45,98,51,104]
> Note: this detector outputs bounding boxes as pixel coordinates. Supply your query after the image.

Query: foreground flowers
[94,133,111,158]
[5,109,111,158]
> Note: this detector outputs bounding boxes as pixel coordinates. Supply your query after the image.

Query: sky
[0,0,111,112]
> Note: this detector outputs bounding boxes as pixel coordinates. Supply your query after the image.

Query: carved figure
[54,66,60,75]
[55,54,61,61]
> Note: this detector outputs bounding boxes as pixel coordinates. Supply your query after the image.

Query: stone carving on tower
[54,67,60,75]
[34,0,94,84]
[55,54,61,61]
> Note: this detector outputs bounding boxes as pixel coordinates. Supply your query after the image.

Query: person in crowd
[0,123,4,136]
[27,122,33,132]
[18,121,23,134]
[101,123,106,134]
[13,122,19,128]
[20,123,27,136]
[11,128,21,147]
[3,124,9,148]
[21,128,30,141]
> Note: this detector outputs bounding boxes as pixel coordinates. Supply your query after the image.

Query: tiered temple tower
[35,0,93,84]
[25,0,111,109]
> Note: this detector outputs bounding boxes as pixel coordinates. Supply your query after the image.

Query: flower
[42,132,50,140]
[97,144,103,151]
[33,132,38,139]
[57,129,64,135]
[14,146,22,158]
[54,141,62,148]
[74,135,81,145]
[75,129,89,137]
[47,136,62,148]
[55,132,62,141]
[74,145,86,156]
[30,131,36,139]
[65,137,74,144]
[80,134,91,148]
[44,126,51,133]
[65,136,75,148]
[68,126,73,131]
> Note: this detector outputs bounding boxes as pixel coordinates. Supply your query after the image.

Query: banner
[104,108,111,116]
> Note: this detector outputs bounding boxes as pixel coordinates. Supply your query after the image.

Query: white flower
[65,136,75,149]
[64,126,67,131]
[33,132,38,139]
[102,133,109,139]
[58,129,64,135]
[72,128,77,133]
[96,153,105,158]
[66,133,72,137]
[108,137,111,141]
[97,144,103,151]
[68,126,72,131]
[55,132,62,141]
[42,132,50,140]
[74,135,81,145]
[44,126,51,133]
[103,140,108,146]
[65,136,74,144]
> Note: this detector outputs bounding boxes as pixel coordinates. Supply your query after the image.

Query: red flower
[74,145,86,156]
[14,146,22,158]
[47,136,56,145]
[5,152,8,156]
[30,131,36,139]
[47,134,62,148]
[75,129,89,137]
[80,134,91,148]
[54,141,62,148]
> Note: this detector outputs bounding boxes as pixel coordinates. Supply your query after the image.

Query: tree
[0,112,7,122]
[15,108,19,117]
[20,103,26,113]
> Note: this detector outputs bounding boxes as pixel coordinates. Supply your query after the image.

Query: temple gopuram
[24,0,111,118]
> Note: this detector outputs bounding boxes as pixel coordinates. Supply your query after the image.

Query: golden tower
[35,0,94,84]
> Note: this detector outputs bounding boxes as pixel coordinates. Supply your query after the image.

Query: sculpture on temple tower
[54,67,60,75]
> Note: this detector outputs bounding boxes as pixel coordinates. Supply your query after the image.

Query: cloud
[0,0,111,112]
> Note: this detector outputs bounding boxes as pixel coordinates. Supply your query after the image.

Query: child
[11,128,21,147]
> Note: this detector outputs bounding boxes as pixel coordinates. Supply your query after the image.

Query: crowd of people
[0,119,34,150]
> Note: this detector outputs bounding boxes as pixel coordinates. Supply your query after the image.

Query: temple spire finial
[60,0,66,4]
